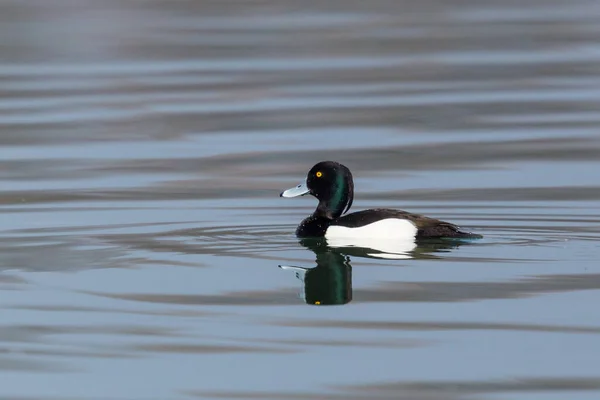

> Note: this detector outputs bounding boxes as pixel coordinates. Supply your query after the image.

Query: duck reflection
[280,243,352,306]
[280,237,472,306]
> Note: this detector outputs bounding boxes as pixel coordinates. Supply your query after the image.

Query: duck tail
[454,230,483,239]
[418,223,482,240]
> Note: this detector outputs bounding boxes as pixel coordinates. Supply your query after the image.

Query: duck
[280,161,481,240]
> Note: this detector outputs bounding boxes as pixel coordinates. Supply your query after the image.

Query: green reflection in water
[281,237,473,306]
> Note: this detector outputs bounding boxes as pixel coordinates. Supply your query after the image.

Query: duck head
[280,161,354,220]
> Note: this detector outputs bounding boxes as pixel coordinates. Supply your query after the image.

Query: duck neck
[313,176,353,219]
[314,202,340,220]
[296,215,333,237]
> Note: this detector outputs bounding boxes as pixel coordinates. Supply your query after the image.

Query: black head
[280,161,354,219]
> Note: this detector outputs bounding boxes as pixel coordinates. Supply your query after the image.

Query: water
[1,0,600,399]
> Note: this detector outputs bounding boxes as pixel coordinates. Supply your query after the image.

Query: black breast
[295,216,332,237]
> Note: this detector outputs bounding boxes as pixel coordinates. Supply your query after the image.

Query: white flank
[325,219,418,259]
[325,218,417,240]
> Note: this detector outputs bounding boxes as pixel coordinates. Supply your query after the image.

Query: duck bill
[280,180,309,198]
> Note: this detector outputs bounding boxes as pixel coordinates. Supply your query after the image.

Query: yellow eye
[316,171,323,178]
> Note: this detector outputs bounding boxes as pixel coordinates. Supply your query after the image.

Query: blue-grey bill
[280,180,309,198]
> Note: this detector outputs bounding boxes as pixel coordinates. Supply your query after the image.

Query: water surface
[1,0,600,399]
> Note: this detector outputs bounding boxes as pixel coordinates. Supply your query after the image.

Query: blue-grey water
[1,1,600,399]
